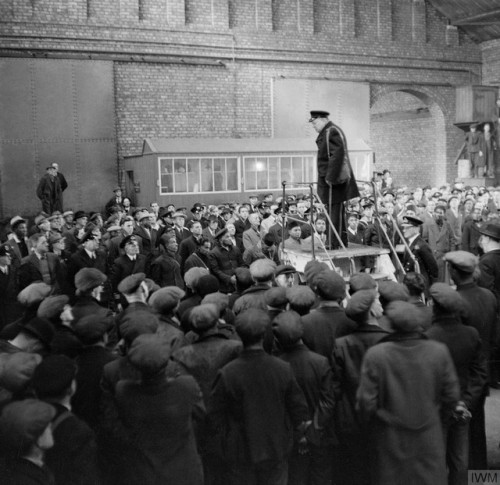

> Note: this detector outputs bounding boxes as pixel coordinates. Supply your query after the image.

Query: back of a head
[378,281,410,308]
[402,272,426,297]
[313,270,346,301]
[32,355,76,399]
[273,310,303,349]
[345,289,378,324]
[189,303,219,334]
[250,259,277,283]
[286,285,316,316]
[149,286,185,315]
[429,283,464,316]
[385,300,427,333]
[73,314,113,346]
[184,267,210,290]
[234,267,253,293]
[195,274,220,297]
[119,311,159,345]
[235,308,271,346]
[348,273,377,295]
[127,334,171,376]
[201,292,229,315]
[303,260,330,287]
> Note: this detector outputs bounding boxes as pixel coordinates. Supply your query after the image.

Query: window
[243,155,315,191]
[159,157,239,194]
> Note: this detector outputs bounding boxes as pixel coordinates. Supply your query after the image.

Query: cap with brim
[309,110,330,121]
[478,223,500,241]
[172,212,187,219]
[47,213,61,221]
[118,272,146,295]
[74,211,87,220]
[37,295,69,320]
[128,334,171,375]
[275,264,296,277]
[113,187,122,193]
[34,214,48,226]
[107,225,121,233]
[138,212,151,222]
[63,211,74,217]
[429,283,464,313]
[80,230,98,244]
[149,286,185,314]
[17,282,52,307]
[401,216,423,227]
[443,251,478,273]
[385,301,427,333]
[10,216,26,228]
[74,268,107,292]
[119,234,138,249]
[22,317,55,349]
[48,233,65,244]
[215,227,228,240]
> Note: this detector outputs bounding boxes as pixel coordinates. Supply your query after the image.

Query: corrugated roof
[142,137,371,155]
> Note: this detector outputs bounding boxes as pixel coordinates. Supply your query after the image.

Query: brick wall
[0,0,485,190]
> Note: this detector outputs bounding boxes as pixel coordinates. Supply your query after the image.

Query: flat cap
[149,286,185,314]
[107,225,121,233]
[74,210,87,220]
[378,281,409,305]
[73,314,113,345]
[265,287,288,308]
[303,260,330,285]
[184,267,209,289]
[63,210,74,217]
[314,270,346,300]
[22,317,55,349]
[37,295,69,320]
[17,282,52,307]
[80,229,98,244]
[345,289,378,321]
[250,259,277,282]
[275,264,296,277]
[32,355,76,398]
[172,212,187,219]
[113,186,122,192]
[0,399,56,449]
[0,352,42,392]
[286,285,316,309]
[201,292,229,314]
[385,301,427,333]
[273,311,303,348]
[48,233,65,245]
[235,308,271,342]
[443,251,478,273]
[75,268,107,293]
[429,283,464,313]
[189,303,219,331]
[128,334,171,375]
[195,274,220,296]
[349,273,377,294]
[117,272,146,295]
[119,311,159,343]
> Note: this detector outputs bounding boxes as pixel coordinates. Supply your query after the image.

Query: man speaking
[309,110,360,248]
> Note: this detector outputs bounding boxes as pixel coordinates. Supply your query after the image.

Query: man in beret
[399,215,438,294]
[357,301,460,485]
[331,290,389,484]
[109,234,147,296]
[309,110,360,248]
[208,228,246,294]
[301,270,356,359]
[36,165,62,215]
[32,355,100,485]
[0,398,56,484]
[210,308,309,484]
[425,283,487,483]
[273,310,336,484]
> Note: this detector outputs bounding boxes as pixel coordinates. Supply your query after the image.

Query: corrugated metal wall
[0,58,117,217]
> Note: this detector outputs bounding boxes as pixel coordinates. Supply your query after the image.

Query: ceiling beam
[452,8,500,26]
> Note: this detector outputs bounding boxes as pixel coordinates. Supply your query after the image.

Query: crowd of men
[0,176,499,485]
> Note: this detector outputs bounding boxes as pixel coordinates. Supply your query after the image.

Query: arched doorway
[370,87,447,188]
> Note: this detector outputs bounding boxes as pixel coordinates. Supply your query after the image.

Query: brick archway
[370,85,447,187]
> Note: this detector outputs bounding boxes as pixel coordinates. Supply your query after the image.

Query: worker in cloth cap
[309,110,360,249]
[31,355,101,485]
[331,289,389,484]
[113,334,205,485]
[445,250,498,469]
[301,270,356,360]
[357,300,461,485]
[210,308,310,484]
[0,398,56,483]
[273,310,336,484]
[425,283,487,483]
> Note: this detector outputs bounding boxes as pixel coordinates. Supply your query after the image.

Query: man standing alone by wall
[36,165,62,214]
[309,110,359,248]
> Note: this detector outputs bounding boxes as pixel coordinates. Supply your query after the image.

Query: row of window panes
[159,156,315,194]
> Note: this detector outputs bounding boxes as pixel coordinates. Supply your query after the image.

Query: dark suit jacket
[110,254,147,293]
[478,249,500,308]
[18,252,62,290]
[401,235,438,291]
[173,226,191,246]
[301,305,357,360]
[0,266,21,329]
[134,226,158,257]
[68,248,107,288]
[178,235,201,273]
[150,253,184,289]
[207,244,245,294]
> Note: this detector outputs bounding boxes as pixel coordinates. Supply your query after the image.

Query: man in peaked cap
[309,110,360,249]
[399,215,438,294]
[425,283,487,483]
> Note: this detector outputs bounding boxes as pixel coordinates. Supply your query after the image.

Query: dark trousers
[288,444,333,485]
[227,459,288,485]
[443,419,469,485]
[317,177,347,249]
[468,392,487,470]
